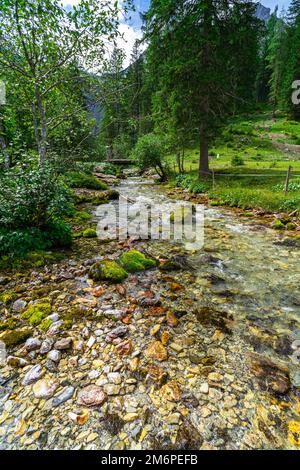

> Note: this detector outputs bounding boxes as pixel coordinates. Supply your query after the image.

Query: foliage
[231,155,245,166]
[0,166,74,229]
[131,133,168,180]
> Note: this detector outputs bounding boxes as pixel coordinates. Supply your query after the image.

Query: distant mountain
[255,3,271,21]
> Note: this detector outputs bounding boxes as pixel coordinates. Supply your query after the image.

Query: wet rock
[33,378,59,399]
[77,385,106,407]
[0,327,32,347]
[139,298,162,307]
[47,321,64,335]
[102,413,124,435]
[45,359,58,373]
[166,311,179,327]
[195,307,233,334]
[160,380,181,402]
[54,338,73,350]
[52,386,75,407]
[290,370,300,388]
[175,421,203,450]
[7,356,28,368]
[145,341,167,362]
[47,350,61,363]
[22,364,44,386]
[189,352,205,365]
[115,338,132,356]
[12,299,27,312]
[247,352,290,395]
[104,384,121,395]
[39,338,54,355]
[25,338,41,352]
[105,326,127,342]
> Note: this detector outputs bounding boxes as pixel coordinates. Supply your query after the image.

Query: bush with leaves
[131,134,168,180]
[0,165,74,256]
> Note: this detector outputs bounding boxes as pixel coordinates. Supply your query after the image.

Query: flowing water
[1,175,300,450]
[104,176,300,449]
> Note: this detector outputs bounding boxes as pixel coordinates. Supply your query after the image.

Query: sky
[61,0,292,66]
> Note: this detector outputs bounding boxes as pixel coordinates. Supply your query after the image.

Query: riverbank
[0,173,300,450]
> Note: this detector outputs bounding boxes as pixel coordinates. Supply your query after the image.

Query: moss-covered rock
[63,305,94,323]
[82,228,98,238]
[119,250,156,273]
[0,291,17,305]
[40,318,53,332]
[286,222,296,230]
[21,301,52,326]
[273,219,286,230]
[0,327,32,347]
[89,260,128,283]
[0,318,17,331]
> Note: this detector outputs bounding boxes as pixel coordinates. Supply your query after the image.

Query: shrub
[0,166,74,229]
[231,155,245,166]
[65,171,108,190]
[131,133,168,180]
[0,218,72,257]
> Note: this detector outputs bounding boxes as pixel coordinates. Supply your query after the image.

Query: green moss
[74,192,109,205]
[40,318,53,332]
[273,219,286,230]
[0,327,32,347]
[73,211,92,221]
[21,301,52,326]
[65,172,108,190]
[119,250,156,273]
[0,291,17,305]
[0,318,17,331]
[89,259,128,283]
[63,306,94,324]
[82,228,97,238]
[286,222,296,230]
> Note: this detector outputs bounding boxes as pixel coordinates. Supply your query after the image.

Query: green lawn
[168,111,300,214]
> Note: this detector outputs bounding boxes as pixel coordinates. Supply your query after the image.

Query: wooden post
[212,169,215,190]
[284,165,292,195]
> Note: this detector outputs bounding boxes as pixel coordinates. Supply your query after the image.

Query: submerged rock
[145,341,168,362]
[33,378,59,399]
[77,385,106,407]
[52,386,75,407]
[247,352,290,395]
[22,364,44,386]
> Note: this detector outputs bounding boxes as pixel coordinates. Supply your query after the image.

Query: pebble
[54,338,73,350]
[25,338,41,352]
[32,378,59,399]
[22,365,44,386]
[52,386,75,407]
[47,350,61,363]
[40,339,54,355]
[12,299,27,312]
[77,385,106,407]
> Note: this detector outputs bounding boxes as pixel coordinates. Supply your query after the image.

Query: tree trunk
[199,131,209,177]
